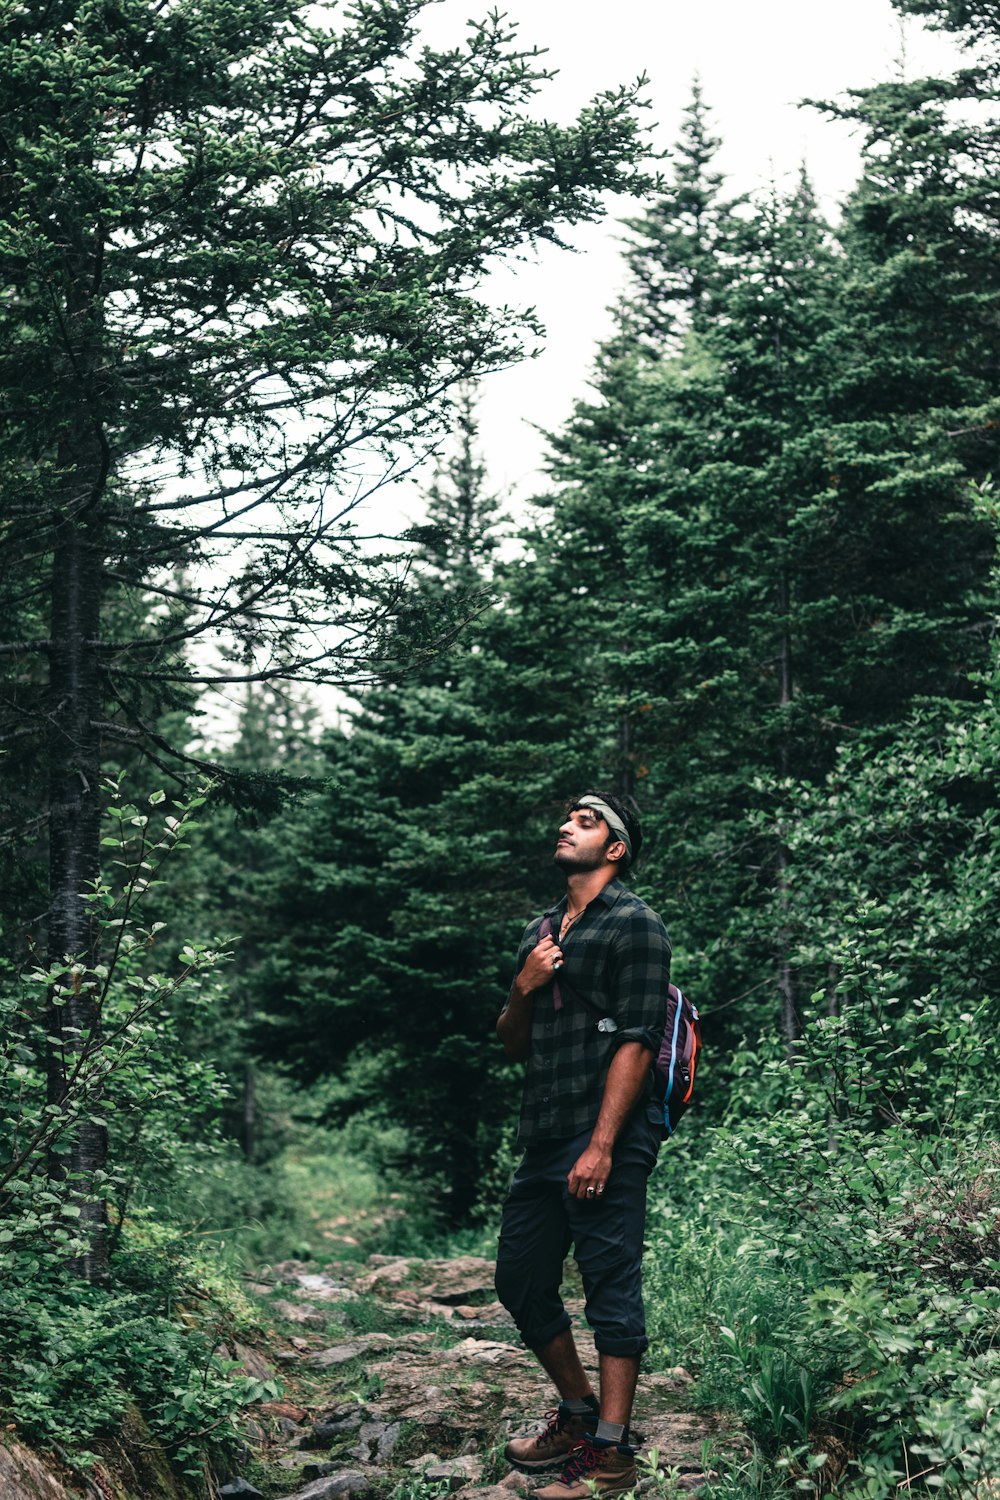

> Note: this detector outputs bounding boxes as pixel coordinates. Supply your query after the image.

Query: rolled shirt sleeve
[608,905,671,1054]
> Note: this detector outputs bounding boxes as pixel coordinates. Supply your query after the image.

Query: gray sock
[562,1396,599,1418]
[595,1419,627,1445]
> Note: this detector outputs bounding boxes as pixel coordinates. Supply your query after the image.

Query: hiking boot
[534,1438,638,1500]
[504,1404,596,1471]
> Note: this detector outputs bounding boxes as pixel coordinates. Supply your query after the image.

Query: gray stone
[310,1344,365,1368]
[376,1421,403,1461]
[309,1333,394,1367]
[0,1442,72,1499]
[273,1298,327,1328]
[293,1272,357,1301]
[301,1461,338,1480]
[460,1489,524,1500]
[313,1408,365,1443]
[277,1472,371,1500]
[230,1341,276,1381]
[220,1480,266,1499]
[419,1455,484,1490]
[272,1258,315,1282]
[352,1419,399,1463]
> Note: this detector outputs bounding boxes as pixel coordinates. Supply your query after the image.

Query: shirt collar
[544,876,625,919]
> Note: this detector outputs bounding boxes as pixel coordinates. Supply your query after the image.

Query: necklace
[560,906,586,941]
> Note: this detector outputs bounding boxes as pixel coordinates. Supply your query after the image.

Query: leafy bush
[645,917,1000,1499]
[0,782,280,1476]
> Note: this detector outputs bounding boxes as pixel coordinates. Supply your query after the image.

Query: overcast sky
[394,0,962,523]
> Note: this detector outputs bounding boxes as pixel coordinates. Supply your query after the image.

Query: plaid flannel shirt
[504,878,671,1145]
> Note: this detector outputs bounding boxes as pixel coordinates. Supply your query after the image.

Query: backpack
[537,915,702,1137]
[657,985,702,1137]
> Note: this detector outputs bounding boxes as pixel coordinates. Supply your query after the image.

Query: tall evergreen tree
[0,0,653,1273]
[248,396,529,1220]
[516,66,997,1067]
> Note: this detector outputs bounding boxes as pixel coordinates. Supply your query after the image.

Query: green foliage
[641,910,1000,1498]
[0,1249,276,1471]
[0,783,278,1474]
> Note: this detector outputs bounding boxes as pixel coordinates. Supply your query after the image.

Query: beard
[553,841,608,874]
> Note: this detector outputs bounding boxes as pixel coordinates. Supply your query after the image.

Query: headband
[576,796,632,861]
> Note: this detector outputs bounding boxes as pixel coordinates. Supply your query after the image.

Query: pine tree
[248,396,529,1220]
[520,64,997,1068]
[0,0,653,1273]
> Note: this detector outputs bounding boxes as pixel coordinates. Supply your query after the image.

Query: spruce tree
[0,0,653,1272]
[248,396,527,1220]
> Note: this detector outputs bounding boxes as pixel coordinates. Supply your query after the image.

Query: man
[494,791,671,1500]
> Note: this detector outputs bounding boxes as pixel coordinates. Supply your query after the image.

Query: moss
[89,1406,205,1500]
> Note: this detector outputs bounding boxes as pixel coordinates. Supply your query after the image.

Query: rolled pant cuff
[593,1333,648,1358]
[522,1311,573,1352]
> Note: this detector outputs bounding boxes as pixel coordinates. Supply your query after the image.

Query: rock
[419,1256,498,1305]
[231,1342,276,1381]
[272,1259,316,1282]
[292,1272,356,1302]
[310,1344,366,1369]
[421,1301,455,1319]
[296,1271,340,1291]
[277,1471,370,1500]
[663,1366,693,1383]
[220,1480,266,1499]
[309,1333,393,1368]
[356,1255,497,1307]
[376,1421,403,1461]
[421,1455,484,1489]
[273,1298,327,1328]
[277,1349,303,1363]
[260,1400,309,1424]
[443,1338,523,1364]
[0,1440,73,1499]
[349,1418,402,1463]
[499,1473,531,1494]
[462,1489,525,1500]
[292,1336,310,1349]
[313,1407,366,1443]
[301,1460,338,1480]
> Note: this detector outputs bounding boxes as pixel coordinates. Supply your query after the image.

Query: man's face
[553,807,618,873]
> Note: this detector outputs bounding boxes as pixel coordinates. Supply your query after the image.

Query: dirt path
[223,1254,723,1500]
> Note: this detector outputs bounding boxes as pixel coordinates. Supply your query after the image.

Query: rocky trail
[221,1253,727,1500]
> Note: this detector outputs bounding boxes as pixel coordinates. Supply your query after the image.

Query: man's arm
[496,933,563,1061]
[566,1041,653,1199]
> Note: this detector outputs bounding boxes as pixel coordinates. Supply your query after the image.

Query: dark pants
[494,1110,660,1358]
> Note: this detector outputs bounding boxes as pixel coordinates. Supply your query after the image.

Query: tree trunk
[47,453,107,1280]
[243,995,256,1162]
[776,564,798,1055]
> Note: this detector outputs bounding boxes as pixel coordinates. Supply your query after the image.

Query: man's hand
[513,934,564,997]
[497,935,563,1061]
[568,1142,612,1201]
[566,1042,654,1200]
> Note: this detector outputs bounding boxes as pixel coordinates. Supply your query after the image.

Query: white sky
[397,0,963,520]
